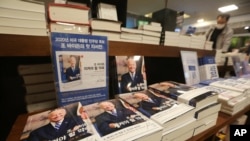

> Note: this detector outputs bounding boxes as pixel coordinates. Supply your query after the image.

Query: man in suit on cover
[133,91,176,116]
[120,58,145,93]
[27,107,91,141]
[95,101,143,136]
[65,56,81,82]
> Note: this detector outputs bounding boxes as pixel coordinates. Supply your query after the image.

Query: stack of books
[90,2,122,41]
[199,78,250,115]
[138,22,162,45]
[17,63,57,113]
[118,89,196,140]
[0,0,47,36]
[47,2,91,34]
[164,31,180,47]
[120,27,143,43]
[204,41,213,50]
[148,80,221,136]
[189,35,206,49]
[178,35,191,48]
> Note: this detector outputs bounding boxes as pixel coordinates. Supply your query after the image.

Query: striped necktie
[54,122,61,130]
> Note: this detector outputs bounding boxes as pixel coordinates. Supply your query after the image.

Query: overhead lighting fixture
[183,13,190,19]
[197,19,204,23]
[218,4,238,13]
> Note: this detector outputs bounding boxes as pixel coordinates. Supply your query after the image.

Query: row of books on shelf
[21,72,250,141]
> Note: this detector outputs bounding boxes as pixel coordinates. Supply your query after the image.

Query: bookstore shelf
[0,34,215,57]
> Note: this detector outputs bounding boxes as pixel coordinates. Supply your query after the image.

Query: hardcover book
[117,90,195,133]
[97,2,118,21]
[20,102,98,141]
[49,32,109,106]
[83,99,163,141]
[47,3,90,25]
[115,56,147,94]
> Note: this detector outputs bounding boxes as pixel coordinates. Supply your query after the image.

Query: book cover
[20,102,97,141]
[49,32,109,106]
[180,50,200,85]
[115,56,147,94]
[97,2,118,21]
[83,99,163,141]
[48,3,90,25]
[117,90,195,133]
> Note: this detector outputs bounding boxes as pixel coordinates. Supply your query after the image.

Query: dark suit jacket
[137,94,165,116]
[120,72,144,93]
[95,108,136,136]
[65,67,80,82]
[27,116,90,141]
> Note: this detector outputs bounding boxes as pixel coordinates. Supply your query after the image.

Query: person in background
[205,14,234,52]
[244,39,250,61]
[120,57,145,93]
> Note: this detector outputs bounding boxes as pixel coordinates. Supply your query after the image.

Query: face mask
[215,24,225,29]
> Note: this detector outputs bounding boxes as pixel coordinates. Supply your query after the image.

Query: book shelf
[0,34,215,57]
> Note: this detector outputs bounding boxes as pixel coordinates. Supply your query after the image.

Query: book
[148,81,219,111]
[0,17,46,29]
[22,72,54,85]
[194,102,221,120]
[26,99,57,113]
[198,56,219,81]
[0,7,45,21]
[90,18,122,32]
[0,25,48,36]
[91,30,121,41]
[47,3,90,25]
[120,32,142,41]
[138,24,162,32]
[180,50,200,85]
[0,0,45,13]
[25,82,55,95]
[49,22,90,34]
[83,99,163,141]
[117,90,195,134]
[115,56,147,94]
[121,27,143,34]
[49,32,109,106]
[18,63,53,75]
[97,2,118,21]
[25,91,56,104]
[21,102,98,141]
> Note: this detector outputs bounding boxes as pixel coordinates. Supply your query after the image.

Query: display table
[7,106,250,141]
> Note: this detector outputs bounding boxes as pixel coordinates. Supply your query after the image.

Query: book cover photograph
[49,32,109,106]
[20,102,97,141]
[115,55,147,94]
[83,99,163,141]
[117,90,195,133]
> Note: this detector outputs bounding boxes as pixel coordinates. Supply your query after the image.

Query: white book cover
[118,90,195,133]
[180,51,200,85]
[83,99,163,141]
[97,2,118,21]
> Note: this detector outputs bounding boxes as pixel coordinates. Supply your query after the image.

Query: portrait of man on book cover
[21,102,94,141]
[116,56,147,94]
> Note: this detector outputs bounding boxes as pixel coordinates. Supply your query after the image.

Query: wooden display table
[7,106,250,141]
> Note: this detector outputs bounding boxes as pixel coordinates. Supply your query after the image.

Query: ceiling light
[218,4,238,13]
[197,19,204,23]
[244,26,249,30]
[183,14,190,19]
